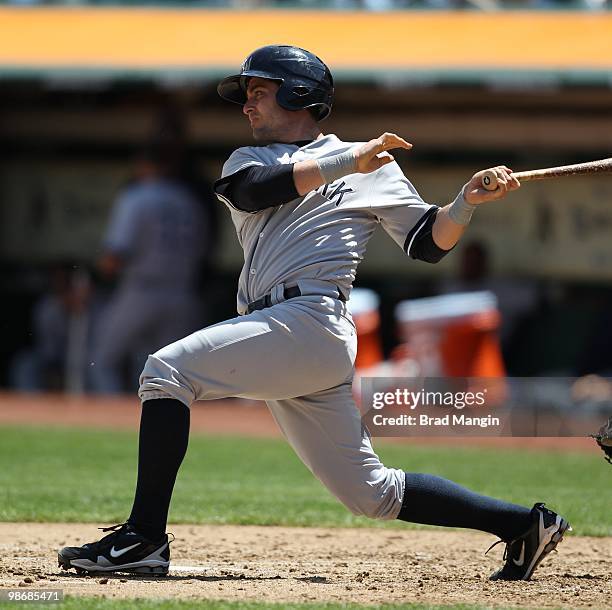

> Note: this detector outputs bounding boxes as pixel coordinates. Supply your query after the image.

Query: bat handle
[481,170,498,191]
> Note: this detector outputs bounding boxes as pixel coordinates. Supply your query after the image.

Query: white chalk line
[169,565,211,574]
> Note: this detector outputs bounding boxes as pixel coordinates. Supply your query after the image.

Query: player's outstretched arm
[432,166,521,251]
[293,132,412,196]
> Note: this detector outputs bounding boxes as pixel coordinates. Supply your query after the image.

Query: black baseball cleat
[488,503,571,581]
[58,523,171,575]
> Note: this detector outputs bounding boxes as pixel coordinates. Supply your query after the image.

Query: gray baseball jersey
[217,134,435,314]
[140,134,440,520]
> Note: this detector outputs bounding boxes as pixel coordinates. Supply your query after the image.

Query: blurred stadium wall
[0,8,611,383]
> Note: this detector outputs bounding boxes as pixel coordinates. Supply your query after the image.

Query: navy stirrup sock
[397,473,532,541]
[128,398,190,541]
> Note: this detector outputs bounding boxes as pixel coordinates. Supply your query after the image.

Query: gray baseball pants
[139,294,405,520]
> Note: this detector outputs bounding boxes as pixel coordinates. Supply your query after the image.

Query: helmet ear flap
[278,83,330,120]
[292,86,311,97]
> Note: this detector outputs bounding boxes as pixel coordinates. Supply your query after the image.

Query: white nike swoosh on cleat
[512,542,525,567]
[110,542,141,558]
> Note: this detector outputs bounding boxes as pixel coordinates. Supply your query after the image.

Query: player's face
[243,78,294,142]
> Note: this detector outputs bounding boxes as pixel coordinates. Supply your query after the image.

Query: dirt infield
[0,523,609,608]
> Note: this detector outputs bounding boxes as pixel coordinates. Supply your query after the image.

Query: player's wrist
[448,185,477,226]
[316,151,357,184]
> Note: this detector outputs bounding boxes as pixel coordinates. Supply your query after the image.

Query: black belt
[247,285,346,314]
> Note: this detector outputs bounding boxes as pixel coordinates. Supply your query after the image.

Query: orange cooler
[394,291,505,378]
[347,288,384,370]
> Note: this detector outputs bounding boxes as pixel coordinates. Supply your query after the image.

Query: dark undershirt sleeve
[404,207,454,264]
[214,164,299,213]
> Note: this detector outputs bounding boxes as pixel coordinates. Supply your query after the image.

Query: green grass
[0,599,549,610]
[0,426,609,536]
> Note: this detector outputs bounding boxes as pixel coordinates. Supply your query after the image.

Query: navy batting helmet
[217,45,334,121]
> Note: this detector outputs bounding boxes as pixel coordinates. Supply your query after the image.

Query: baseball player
[59,45,570,581]
[91,142,208,393]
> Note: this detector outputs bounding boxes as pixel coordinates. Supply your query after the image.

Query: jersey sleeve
[369,162,439,257]
[216,147,270,215]
[220,147,266,179]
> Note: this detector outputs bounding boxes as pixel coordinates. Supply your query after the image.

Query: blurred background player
[91,135,209,394]
[9,262,100,393]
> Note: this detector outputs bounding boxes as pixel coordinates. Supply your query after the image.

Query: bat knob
[481,170,498,191]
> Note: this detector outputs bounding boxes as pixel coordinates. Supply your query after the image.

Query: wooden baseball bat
[481,158,612,191]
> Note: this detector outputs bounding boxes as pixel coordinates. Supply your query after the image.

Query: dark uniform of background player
[58,45,570,582]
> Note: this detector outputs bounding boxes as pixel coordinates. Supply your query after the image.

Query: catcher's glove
[591,416,612,465]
